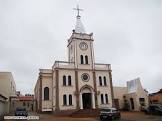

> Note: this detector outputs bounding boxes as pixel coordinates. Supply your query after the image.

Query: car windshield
[16,108,26,111]
[112,109,118,112]
[101,109,111,112]
[159,105,162,109]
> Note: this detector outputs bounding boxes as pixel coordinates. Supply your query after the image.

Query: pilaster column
[92,92,95,109]
[93,71,98,108]
[109,70,115,107]
[79,93,83,109]
[75,71,79,109]
[55,70,60,111]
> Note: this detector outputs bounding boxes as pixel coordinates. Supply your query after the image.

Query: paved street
[36,111,162,121]
[40,112,162,121]
[3,111,162,121]
[121,112,162,121]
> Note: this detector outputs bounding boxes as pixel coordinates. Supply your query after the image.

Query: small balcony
[53,61,75,69]
[94,63,111,70]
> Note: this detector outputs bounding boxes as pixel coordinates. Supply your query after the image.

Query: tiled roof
[18,96,34,101]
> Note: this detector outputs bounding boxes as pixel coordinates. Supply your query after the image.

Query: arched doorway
[80,86,95,109]
[82,88,92,109]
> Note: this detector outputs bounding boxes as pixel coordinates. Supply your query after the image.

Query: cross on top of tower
[73,5,86,33]
[73,5,83,17]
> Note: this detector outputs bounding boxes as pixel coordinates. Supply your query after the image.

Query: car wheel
[111,116,115,120]
[145,110,148,114]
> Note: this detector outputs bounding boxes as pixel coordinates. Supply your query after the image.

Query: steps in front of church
[52,109,100,117]
[53,109,77,117]
[70,109,100,117]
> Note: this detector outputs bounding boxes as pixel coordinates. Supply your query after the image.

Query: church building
[34,6,114,112]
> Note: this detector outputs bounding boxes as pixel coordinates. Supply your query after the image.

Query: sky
[0,0,162,94]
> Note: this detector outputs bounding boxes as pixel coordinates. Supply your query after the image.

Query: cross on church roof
[73,5,83,17]
[73,5,86,33]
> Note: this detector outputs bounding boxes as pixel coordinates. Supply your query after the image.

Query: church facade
[34,8,114,112]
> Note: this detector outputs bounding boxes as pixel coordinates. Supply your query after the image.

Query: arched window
[99,76,102,86]
[105,94,108,104]
[68,75,71,86]
[63,75,66,86]
[101,94,104,104]
[85,55,88,64]
[104,76,107,86]
[44,87,49,100]
[63,94,67,105]
[69,94,72,105]
[80,55,84,64]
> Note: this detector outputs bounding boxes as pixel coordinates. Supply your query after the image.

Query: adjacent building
[149,89,162,104]
[0,94,7,119]
[114,78,149,111]
[0,72,16,116]
[113,86,127,110]
[34,7,114,112]
[10,94,36,113]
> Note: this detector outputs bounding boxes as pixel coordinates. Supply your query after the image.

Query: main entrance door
[82,93,92,109]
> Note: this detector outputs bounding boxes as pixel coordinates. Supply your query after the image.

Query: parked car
[15,107,28,117]
[145,104,162,115]
[100,107,121,120]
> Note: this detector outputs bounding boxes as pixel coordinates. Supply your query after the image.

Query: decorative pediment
[79,84,94,93]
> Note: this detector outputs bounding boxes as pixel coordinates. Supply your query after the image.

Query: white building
[114,78,149,111]
[34,7,114,113]
[0,72,16,116]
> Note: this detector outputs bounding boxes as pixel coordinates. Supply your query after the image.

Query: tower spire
[73,5,86,33]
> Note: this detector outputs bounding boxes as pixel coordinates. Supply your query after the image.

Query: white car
[100,107,121,120]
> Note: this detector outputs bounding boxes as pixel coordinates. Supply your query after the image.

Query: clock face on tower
[79,42,88,50]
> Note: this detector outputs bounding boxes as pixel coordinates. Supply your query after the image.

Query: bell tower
[67,5,95,69]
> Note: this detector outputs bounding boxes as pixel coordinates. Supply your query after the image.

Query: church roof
[75,15,86,33]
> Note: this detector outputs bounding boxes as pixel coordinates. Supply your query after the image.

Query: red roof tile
[18,96,34,101]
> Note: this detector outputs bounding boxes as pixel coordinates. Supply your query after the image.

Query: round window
[79,42,88,50]
[81,73,90,82]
